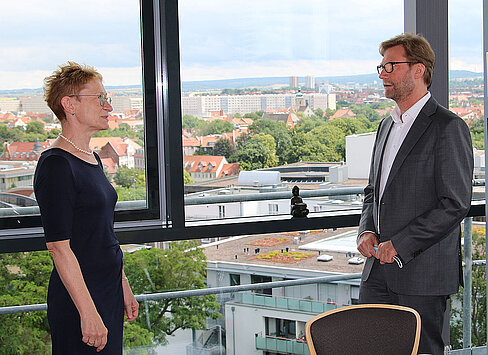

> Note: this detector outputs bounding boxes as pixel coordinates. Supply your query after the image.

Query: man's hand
[376,240,398,264]
[357,232,379,258]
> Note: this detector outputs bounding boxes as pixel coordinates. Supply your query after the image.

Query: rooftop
[201,226,365,274]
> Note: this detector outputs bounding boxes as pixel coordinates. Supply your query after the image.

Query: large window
[179,0,404,223]
[0,0,162,234]
[449,0,484,187]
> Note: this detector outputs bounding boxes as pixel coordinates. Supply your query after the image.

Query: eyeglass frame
[376,61,418,75]
[68,93,112,107]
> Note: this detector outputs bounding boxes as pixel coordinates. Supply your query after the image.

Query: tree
[213,137,236,159]
[114,167,141,189]
[336,99,350,108]
[0,251,52,354]
[182,115,200,130]
[26,121,45,135]
[350,105,381,122]
[184,170,193,185]
[123,241,221,344]
[314,108,324,117]
[450,226,486,349]
[288,116,374,163]
[230,133,278,170]
[287,129,340,163]
[196,120,234,136]
[248,118,292,165]
[469,118,484,150]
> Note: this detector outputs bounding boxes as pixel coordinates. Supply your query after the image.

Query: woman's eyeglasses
[69,93,112,106]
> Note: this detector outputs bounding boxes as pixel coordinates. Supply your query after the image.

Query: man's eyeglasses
[69,93,112,107]
[376,61,417,74]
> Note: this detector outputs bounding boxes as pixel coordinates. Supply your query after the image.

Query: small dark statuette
[290,185,309,218]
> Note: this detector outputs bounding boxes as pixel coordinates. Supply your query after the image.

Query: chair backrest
[305,304,421,355]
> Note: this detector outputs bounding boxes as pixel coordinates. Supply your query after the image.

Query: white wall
[345,132,376,179]
[225,302,315,355]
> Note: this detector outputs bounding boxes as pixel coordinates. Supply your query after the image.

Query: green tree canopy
[248,118,292,165]
[230,133,278,170]
[114,167,145,189]
[213,137,237,159]
[26,121,45,135]
[469,118,484,150]
[196,120,234,136]
[184,170,193,185]
[182,115,200,130]
[123,241,221,344]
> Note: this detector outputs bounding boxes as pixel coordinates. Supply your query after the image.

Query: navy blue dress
[34,148,124,354]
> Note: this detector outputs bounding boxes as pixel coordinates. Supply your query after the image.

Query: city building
[111,96,143,112]
[98,138,142,169]
[202,228,363,355]
[20,95,51,114]
[0,97,21,113]
[289,76,299,88]
[0,167,36,192]
[183,155,239,183]
[182,93,336,117]
[305,75,315,90]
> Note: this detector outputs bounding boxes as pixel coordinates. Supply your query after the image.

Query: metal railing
[0,273,361,315]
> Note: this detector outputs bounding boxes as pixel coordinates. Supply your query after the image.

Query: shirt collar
[390,92,431,124]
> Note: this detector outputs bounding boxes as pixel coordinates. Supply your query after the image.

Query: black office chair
[305,304,421,355]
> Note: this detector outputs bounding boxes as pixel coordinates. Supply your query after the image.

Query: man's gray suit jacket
[358,96,473,296]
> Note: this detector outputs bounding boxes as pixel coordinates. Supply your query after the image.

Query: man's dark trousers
[359,259,447,355]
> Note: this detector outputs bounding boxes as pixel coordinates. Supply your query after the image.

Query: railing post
[463,217,472,349]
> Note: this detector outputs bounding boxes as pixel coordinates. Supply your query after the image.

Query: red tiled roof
[101,157,118,174]
[183,155,226,173]
[220,163,240,178]
[1,141,50,161]
[330,109,356,119]
[90,137,125,151]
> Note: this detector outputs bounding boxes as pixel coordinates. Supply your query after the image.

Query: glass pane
[448,0,484,350]
[0,0,147,221]
[179,0,403,223]
[1,227,361,351]
[449,0,484,202]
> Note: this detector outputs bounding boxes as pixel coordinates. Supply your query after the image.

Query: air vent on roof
[348,257,364,265]
[317,255,333,262]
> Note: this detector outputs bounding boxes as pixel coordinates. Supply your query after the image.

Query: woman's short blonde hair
[43,61,102,121]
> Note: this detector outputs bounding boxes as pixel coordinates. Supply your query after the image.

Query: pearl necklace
[58,134,93,155]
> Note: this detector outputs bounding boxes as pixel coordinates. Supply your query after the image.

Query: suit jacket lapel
[382,97,437,194]
[374,117,393,202]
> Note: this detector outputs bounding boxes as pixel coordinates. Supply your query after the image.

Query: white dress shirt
[372,92,431,235]
[379,92,431,201]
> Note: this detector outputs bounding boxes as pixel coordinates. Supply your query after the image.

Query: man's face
[378,45,416,104]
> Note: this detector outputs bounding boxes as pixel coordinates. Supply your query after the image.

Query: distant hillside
[449,70,483,79]
[0,70,482,95]
[182,70,482,91]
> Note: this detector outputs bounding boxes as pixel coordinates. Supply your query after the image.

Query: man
[357,33,473,354]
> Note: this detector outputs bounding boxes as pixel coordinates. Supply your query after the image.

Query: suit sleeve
[391,115,473,264]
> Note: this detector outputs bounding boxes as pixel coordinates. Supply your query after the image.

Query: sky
[0,0,483,90]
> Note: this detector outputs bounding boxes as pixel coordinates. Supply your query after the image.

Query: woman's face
[71,79,113,132]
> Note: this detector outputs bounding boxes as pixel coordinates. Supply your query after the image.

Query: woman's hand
[81,312,108,352]
[122,276,139,322]
[47,240,109,352]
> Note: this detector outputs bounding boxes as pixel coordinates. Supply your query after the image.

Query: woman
[34,62,139,354]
